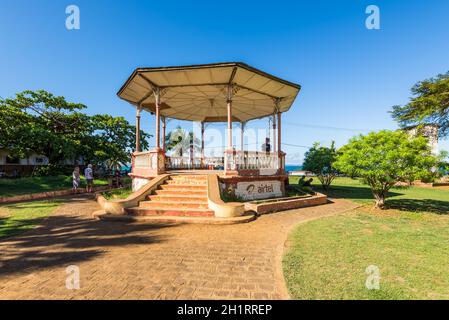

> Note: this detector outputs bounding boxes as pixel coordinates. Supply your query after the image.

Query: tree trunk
[374,193,385,209]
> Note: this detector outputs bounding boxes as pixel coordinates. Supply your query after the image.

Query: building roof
[117,62,301,122]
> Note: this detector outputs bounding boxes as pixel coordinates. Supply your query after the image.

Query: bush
[102,187,132,200]
[32,164,73,177]
[220,187,245,202]
[303,142,338,191]
[296,176,316,195]
[335,130,437,209]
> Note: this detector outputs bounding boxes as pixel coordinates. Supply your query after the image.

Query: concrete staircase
[125,175,214,217]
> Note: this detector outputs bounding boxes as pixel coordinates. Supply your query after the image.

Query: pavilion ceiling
[117,62,301,122]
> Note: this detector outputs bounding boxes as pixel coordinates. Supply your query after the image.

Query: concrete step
[126,207,214,217]
[139,201,209,209]
[148,194,208,202]
[165,179,207,186]
[154,189,208,196]
[160,184,207,191]
[170,175,207,181]
[97,212,256,225]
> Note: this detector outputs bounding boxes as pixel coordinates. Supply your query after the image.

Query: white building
[0,149,83,166]
[405,124,439,155]
[0,149,49,165]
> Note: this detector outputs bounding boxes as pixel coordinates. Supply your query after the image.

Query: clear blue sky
[1,0,448,164]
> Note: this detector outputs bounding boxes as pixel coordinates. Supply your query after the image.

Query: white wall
[0,149,49,165]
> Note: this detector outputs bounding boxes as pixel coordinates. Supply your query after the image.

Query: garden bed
[245,192,328,215]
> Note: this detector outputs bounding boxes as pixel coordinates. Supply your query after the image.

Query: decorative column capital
[273,97,282,113]
[226,84,233,103]
[153,87,167,103]
[225,84,241,103]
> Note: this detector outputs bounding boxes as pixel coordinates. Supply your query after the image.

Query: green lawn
[290,176,449,214]
[0,200,62,238]
[0,175,109,198]
[102,187,132,200]
[284,177,449,299]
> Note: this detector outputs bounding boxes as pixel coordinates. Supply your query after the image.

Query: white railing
[166,156,194,169]
[132,149,165,176]
[134,150,284,174]
[134,151,158,169]
[204,157,224,168]
[225,151,281,171]
[166,156,224,170]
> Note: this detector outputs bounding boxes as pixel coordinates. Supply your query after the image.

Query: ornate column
[225,85,233,174]
[155,88,161,150]
[240,122,245,152]
[274,98,284,172]
[277,112,282,154]
[162,116,166,153]
[152,87,166,175]
[201,122,205,167]
[272,114,277,153]
[135,106,141,152]
[227,86,233,150]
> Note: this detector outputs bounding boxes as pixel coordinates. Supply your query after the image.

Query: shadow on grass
[386,199,449,215]
[0,197,177,276]
[315,184,449,215]
[314,185,403,201]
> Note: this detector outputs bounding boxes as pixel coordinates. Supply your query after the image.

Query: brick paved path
[0,195,358,300]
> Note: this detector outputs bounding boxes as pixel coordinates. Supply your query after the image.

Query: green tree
[303,142,338,191]
[0,90,88,163]
[436,150,449,177]
[334,130,437,209]
[0,90,151,170]
[392,72,449,136]
[86,114,151,166]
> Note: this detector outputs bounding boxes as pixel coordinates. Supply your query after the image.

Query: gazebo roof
[117,62,301,122]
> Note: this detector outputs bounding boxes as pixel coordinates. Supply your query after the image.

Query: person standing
[262,137,271,153]
[84,164,94,193]
[72,166,80,193]
[113,164,123,188]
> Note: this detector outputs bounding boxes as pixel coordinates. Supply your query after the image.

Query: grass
[102,187,132,200]
[0,175,109,198]
[289,176,449,214]
[284,176,449,299]
[0,200,62,239]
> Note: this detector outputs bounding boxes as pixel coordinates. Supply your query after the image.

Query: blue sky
[1,0,448,164]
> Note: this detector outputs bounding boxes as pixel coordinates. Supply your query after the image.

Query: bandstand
[97,62,314,221]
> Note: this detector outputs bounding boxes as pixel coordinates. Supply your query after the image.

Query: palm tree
[165,126,201,157]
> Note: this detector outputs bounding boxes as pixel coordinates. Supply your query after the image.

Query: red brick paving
[0,195,358,300]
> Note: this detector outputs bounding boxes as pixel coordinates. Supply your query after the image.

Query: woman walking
[72,166,81,194]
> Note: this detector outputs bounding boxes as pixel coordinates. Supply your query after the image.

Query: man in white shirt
[84,164,94,193]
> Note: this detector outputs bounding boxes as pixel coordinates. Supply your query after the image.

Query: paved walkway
[0,195,358,300]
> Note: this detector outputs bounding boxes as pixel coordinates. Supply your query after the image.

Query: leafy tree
[302,141,338,191]
[436,150,449,177]
[0,90,151,170]
[334,130,437,209]
[0,90,88,163]
[87,114,151,167]
[392,72,449,137]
